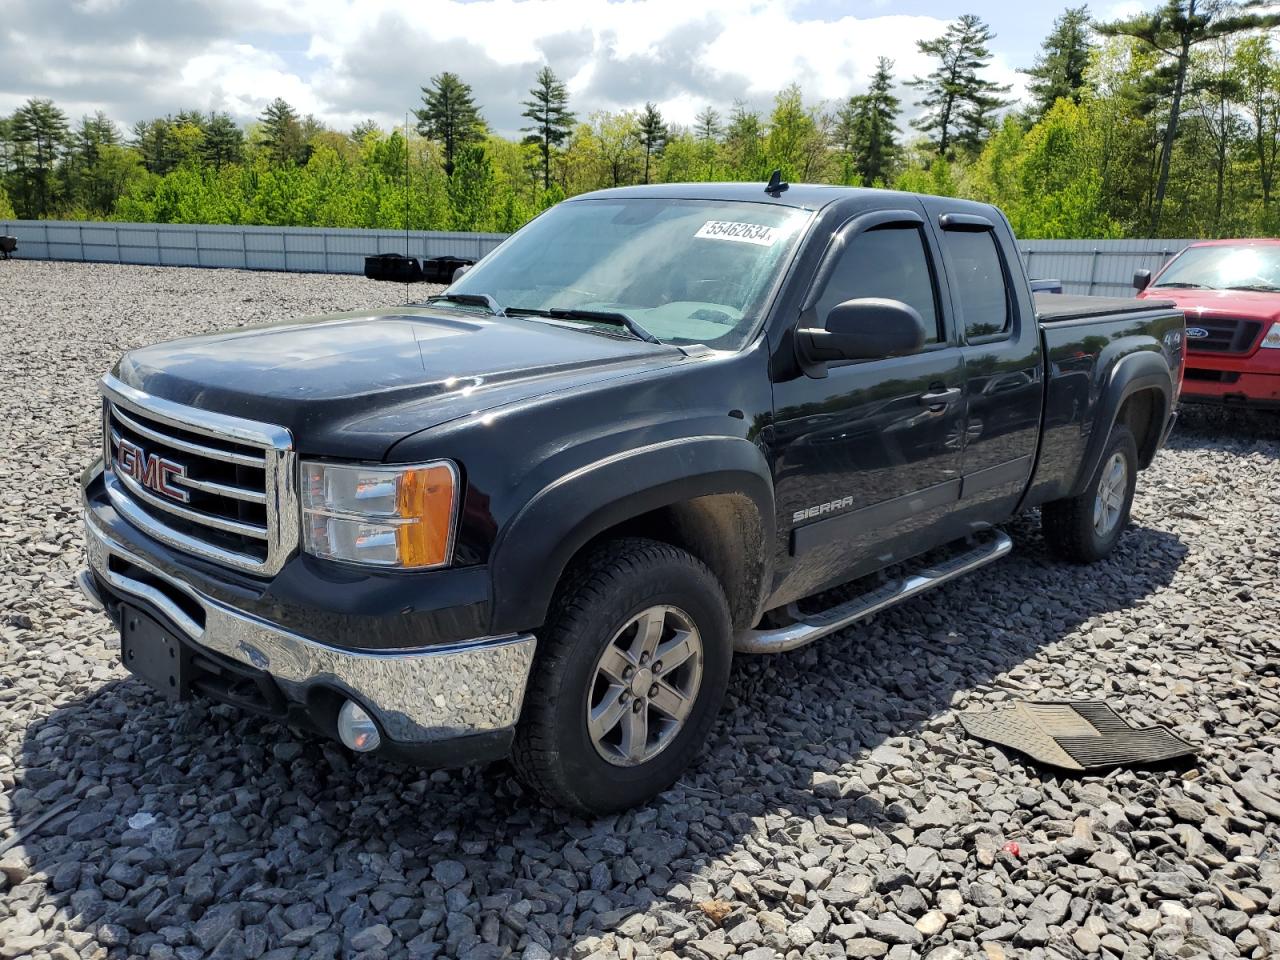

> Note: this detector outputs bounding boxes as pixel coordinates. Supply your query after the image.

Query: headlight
[301,460,458,568]
[1261,322,1280,349]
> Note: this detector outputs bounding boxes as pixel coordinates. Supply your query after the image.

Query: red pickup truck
[1136,239,1280,409]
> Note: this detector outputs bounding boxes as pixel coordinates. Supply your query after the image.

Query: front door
[770,204,967,607]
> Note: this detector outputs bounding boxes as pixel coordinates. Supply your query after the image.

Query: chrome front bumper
[81,510,536,746]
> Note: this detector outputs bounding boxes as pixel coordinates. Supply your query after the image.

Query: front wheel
[1041,423,1138,563]
[511,539,732,815]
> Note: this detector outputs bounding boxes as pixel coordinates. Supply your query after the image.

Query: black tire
[1041,423,1138,563]
[511,538,732,815]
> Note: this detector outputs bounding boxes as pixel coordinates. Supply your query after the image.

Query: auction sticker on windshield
[695,220,781,246]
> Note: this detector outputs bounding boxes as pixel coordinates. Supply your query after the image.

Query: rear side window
[943,229,1011,340]
[815,225,941,344]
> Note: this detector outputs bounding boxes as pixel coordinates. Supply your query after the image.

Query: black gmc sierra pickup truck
[79,182,1185,813]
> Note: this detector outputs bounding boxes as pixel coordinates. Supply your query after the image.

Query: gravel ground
[1,258,1278,960]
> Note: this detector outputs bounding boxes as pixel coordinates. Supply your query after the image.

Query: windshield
[443,198,810,348]
[1153,244,1280,291]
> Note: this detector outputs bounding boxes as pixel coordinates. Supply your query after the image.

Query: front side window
[445,198,809,349]
[815,225,942,344]
[943,229,1011,340]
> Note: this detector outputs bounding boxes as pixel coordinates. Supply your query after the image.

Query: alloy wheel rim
[586,605,704,767]
[1093,451,1128,537]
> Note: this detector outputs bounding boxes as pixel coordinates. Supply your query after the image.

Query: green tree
[1099,0,1280,235]
[349,119,382,144]
[8,98,70,217]
[1233,35,1280,207]
[202,112,244,169]
[694,106,721,142]
[636,101,668,183]
[448,143,497,229]
[910,14,1012,157]
[842,57,901,186]
[521,66,575,189]
[0,185,14,219]
[258,98,305,165]
[416,72,484,176]
[764,84,828,181]
[587,111,641,187]
[722,101,766,179]
[1024,6,1096,119]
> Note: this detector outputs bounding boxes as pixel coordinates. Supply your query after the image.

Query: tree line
[1,1,1277,239]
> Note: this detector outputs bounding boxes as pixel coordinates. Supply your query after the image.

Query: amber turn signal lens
[394,463,456,567]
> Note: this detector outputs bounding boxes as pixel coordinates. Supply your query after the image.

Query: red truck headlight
[300,460,458,568]
[1261,322,1280,349]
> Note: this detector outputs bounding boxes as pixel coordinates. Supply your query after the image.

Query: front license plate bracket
[121,605,192,700]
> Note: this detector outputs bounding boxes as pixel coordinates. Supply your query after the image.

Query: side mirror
[1133,269,1152,292]
[797,297,926,375]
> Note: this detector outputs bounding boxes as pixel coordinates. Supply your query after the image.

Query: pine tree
[349,119,382,144]
[1025,6,1096,119]
[415,72,484,176]
[843,57,901,186]
[1099,0,1280,235]
[636,102,667,183]
[521,66,575,189]
[910,14,1012,158]
[202,112,244,169]
[722,101,765,179]
[8,98,70,217]
[694,106,722,142]
[259,98,304,166]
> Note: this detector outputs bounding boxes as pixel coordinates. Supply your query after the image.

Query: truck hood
[113,307,685,458]
[1140,287,1280,322]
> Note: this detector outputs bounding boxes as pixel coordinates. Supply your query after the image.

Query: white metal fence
[0,220,507,275]
[1,219,1197,295]
[1018,238,1197,296]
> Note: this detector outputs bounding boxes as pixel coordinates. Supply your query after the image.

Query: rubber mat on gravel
[958,701,1197,770]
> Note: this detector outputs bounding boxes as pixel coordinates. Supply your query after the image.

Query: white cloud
[1,0,1028,137]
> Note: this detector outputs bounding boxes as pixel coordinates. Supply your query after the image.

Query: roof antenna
[765,168,789,197]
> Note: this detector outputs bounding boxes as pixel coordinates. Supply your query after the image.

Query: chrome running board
[735,530,1013,655]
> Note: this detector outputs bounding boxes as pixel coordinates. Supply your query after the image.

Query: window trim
[802,209,947,356]
[937,216,1015,345]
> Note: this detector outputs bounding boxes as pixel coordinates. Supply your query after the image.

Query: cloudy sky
[3,0,1145,136]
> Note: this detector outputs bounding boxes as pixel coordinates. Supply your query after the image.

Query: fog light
[337,700,381,752]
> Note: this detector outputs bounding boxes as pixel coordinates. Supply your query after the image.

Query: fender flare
[489,436,776,633]
[1068,349,1172,498]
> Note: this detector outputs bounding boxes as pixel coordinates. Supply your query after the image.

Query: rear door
[769,202,968,605]
[922,203,1043,519]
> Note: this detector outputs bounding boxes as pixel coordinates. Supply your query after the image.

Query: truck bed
[1035,293,1178,322]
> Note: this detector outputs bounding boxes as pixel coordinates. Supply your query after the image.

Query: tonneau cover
[1036,293,1179,322]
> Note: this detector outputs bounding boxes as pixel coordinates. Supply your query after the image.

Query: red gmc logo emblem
[115,437,190,503]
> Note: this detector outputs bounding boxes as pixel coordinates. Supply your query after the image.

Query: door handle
[919,387,961,407]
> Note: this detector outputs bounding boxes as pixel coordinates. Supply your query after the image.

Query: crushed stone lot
[1,258,1279,960]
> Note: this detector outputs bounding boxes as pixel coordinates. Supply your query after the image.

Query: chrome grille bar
[111,405,266,468]
[112,466,270,539]
[100,373,298,576]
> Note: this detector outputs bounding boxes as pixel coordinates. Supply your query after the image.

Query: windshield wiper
[548,308,661,344]
[1152,281,1209,289]
[1224,284,1280,292]
[424,292,506,315]
[506,306,662,344]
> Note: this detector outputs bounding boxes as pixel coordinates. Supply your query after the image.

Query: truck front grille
[1185,317,1263,353]
[100,375,297,576]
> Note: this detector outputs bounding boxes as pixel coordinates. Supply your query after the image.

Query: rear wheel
[511,538,732,814]
[1041,424,1138,563]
